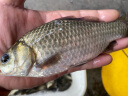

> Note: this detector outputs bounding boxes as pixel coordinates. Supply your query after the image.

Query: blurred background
[24,0,128,96]
[25,0,128,14]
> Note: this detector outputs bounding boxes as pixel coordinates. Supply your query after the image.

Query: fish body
[0,17,128,77]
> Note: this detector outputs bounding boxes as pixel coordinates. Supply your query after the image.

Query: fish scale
[0,17,128,77]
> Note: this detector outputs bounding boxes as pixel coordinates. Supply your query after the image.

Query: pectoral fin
[37,53,61,69]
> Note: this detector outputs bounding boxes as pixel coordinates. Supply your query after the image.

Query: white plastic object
[26,70,87,96]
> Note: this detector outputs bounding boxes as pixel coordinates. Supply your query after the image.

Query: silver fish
[0,16,127,77]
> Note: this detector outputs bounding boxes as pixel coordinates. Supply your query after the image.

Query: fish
[0,16,128,77]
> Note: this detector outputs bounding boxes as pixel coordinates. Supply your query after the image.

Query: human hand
[0,0,126,90]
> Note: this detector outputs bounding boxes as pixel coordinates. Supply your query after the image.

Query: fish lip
[0,70,8,75]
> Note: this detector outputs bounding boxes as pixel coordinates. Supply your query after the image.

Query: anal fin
[104,40,117,53]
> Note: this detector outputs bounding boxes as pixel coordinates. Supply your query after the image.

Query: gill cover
[0,41,35,76]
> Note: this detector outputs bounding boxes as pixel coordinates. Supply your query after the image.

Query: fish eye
[1,53,10,64]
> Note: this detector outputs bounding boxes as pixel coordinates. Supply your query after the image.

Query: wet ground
[85,68,108,96]
[24,0,128,96]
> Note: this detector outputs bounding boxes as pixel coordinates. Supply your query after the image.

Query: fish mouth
[0,70,7,75]
[0,70,10,75]
[0,65,16,76]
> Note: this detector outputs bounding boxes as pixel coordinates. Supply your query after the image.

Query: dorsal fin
[119,13,128,26]
[119,13,128,21]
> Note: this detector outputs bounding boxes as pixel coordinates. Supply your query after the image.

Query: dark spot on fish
[74,42,77,46]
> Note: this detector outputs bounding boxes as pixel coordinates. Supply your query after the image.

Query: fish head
[0,49,15,75]
[0,41,35,76]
